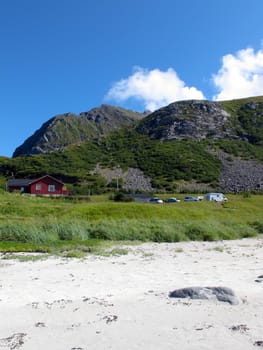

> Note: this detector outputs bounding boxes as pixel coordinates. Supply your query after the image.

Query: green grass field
[0,191,262,254]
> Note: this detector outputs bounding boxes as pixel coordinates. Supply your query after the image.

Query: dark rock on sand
[255,275,263,283]
[229,324,249,333]
[169,286,239,305]
[254,340,263,347]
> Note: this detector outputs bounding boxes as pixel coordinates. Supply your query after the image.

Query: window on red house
[48,185,55,192]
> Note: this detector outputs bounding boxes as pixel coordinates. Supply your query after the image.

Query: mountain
[1,97,262,194]
[13,105,146,157]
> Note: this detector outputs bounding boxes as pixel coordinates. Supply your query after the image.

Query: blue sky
[1,0,263,157]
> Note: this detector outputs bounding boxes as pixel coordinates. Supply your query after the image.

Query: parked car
[166,197,181,203]
[149,197,163,204]
[184,196,199,202]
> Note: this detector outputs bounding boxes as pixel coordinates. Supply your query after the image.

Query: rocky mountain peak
[136,100,236,141]
[13,105,145,157]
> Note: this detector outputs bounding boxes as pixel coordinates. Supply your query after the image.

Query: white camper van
[205,193,228,202]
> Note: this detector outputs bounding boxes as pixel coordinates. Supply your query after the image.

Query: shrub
[112,192,134,202]
[89,224,112,240]
[184,224,206,241]
[56,224,73,241]
[250,221,263,234]
[242,191,252,198]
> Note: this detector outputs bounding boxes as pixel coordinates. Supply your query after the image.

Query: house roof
[7,179,33,187]
[8,175,65,187]
[30,175,65,185]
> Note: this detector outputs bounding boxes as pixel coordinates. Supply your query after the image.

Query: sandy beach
[0,237,263,350]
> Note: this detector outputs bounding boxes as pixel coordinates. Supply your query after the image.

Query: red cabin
[7,175,70,196]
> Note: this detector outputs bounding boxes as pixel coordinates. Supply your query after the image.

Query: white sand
[0,238,263,350]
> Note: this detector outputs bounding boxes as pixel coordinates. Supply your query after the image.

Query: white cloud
[106,67,205,111]
[213,47,263,100]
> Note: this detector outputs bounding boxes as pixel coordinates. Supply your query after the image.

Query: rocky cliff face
[136,100,231,140]
[13,105,146,157]
[136,98,263,143]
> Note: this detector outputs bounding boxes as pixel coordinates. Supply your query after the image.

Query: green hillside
[1,130,263,194]
[220,97,263,145]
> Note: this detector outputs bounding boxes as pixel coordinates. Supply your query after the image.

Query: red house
[7,175,70,196]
